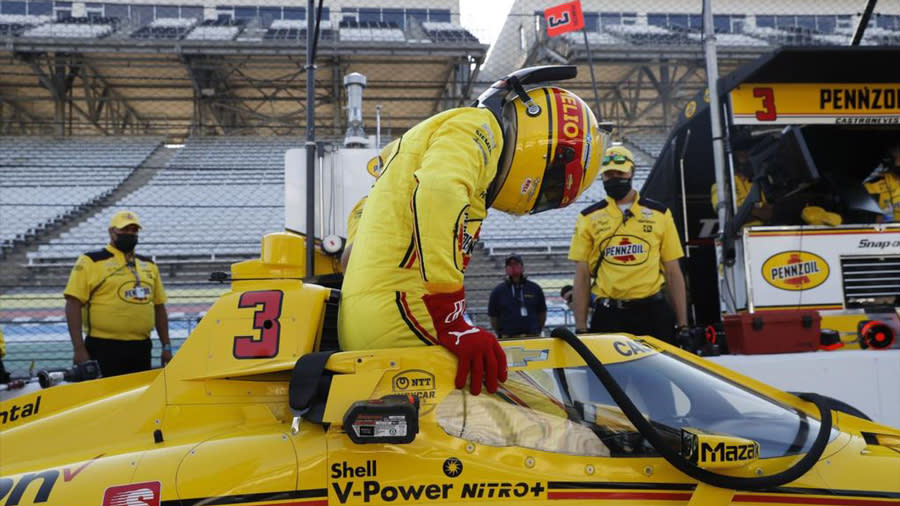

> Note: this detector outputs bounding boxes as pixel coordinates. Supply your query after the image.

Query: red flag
[544,0,585,37]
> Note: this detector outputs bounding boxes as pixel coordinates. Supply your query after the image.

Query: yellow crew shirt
[64,245,167,341]
[711,174,767,227]
[568,192,684,300]
[865,171,900,222]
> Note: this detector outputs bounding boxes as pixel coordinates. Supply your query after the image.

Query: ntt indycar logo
[762,251,830,291]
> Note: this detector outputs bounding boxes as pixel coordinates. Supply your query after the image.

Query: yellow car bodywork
[1,233,898,506]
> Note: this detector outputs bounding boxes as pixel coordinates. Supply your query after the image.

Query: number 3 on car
[753,87,777,121]
[233,290,283,359]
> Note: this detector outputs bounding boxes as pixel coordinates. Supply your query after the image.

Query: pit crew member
[569,146,687,343]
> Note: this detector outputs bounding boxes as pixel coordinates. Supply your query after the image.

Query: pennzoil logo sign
[603,235,650,266]
[762,251,829,291]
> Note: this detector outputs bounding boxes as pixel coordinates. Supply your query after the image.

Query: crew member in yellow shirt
[64,211,171,377]
[340,66,609,395]
[711,173,773,227]
[569,146,687,344]
[865,145,900,222]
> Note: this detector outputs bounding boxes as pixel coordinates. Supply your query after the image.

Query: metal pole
[375,104,382,150]
[677,129,692,257]
[702,0,735,314]
[852,0,878,46]
[305,0,316,279]
[581,29,603,120]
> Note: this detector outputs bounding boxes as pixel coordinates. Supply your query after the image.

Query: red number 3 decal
[753,87,777,121]
[233,290,283,359]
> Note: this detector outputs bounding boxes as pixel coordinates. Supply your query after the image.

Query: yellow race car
[2,233,898,506]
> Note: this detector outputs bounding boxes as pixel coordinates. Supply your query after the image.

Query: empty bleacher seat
[421,21,479,44]
[131,17,196,40]
[264,19,332,41]
[560,30,624,45]
[339,19,404,42]
[685,31,770,46]
[30,137,295,262]
[0,137,161,247]
[625,131,667,158]
[23,16,117,38]
[603,24,688,45]
[185,18,244,41]
[0,15,50,36]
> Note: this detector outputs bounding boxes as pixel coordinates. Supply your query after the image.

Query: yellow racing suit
[339,107,503,350]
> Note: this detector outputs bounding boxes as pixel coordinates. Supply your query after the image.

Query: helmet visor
[532,144,583,214]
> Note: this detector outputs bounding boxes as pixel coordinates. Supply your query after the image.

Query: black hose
[550,327,833,491]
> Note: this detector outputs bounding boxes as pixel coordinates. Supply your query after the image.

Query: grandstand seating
[0,14,49,36]
[131,17,196,40]
[23,16,117,38]
[813,32,852,45]
[263,18,303,40]
[626,131,668,158]
[560,30,624,45]
[603,24,690,45]
[339,20,405,42]
[29,137,294,261]
[684,31,770,46]
[742,26,818,46]
[0,137,161,248]
[262,19,336,42]
[858,26,900,45]
[184,19,244,41]
[421,21,479,43]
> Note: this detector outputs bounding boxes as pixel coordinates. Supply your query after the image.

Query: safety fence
[1,0,896,379]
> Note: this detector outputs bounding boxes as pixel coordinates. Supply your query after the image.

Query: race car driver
[340,65,608,395]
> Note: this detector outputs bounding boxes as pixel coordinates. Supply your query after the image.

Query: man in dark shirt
[488,254,547,338]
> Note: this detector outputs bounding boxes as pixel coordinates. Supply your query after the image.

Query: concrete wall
[708,349,900,428]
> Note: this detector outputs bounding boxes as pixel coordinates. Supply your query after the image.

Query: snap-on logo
[102,481,161,506]
[762,251,829,291]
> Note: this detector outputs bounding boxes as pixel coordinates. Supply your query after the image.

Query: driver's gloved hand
[423,288,507,395]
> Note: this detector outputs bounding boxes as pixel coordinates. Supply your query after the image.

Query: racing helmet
[477,66,610,215]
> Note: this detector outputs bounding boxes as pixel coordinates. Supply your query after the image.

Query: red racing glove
[422,288,507,395]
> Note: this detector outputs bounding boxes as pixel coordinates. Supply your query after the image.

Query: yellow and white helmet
[478,66,610,215]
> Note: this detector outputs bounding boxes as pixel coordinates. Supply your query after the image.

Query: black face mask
[113,233,138,253]
[603,178,632,201]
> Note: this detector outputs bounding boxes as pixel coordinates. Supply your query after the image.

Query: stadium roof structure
[479,0,900,135]
[0,33,487,141]
[481,28,777,135]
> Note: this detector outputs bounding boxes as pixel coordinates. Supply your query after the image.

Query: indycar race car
[1,233,898,506]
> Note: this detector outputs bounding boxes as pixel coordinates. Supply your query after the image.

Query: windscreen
[437,352,836,458]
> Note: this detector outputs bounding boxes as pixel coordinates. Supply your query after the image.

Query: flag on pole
[544,0,584,38]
